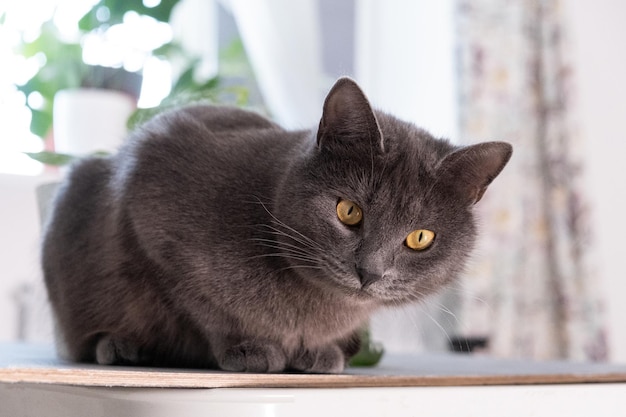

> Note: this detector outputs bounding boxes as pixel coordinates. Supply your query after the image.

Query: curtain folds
[456,0,608,361]
[226,0,323,129]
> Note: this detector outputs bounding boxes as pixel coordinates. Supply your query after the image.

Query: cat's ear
[316,77,384,153]
[437,141,513,205]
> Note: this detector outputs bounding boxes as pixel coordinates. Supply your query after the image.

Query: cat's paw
[219,341,287,373]
[95,334,141,365]
[290,344,345,374]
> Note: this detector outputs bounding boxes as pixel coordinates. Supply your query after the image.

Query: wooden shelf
[2,343,626,388]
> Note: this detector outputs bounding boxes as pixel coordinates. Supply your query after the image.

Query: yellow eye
[405,229,435,251]
[336,199,363,226]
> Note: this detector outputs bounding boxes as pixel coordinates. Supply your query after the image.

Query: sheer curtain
[226,0,324,129]
[225,0,458,136]
[455,0,608,361]
[355,0,458,140]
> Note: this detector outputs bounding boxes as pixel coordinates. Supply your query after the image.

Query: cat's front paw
[95,334,141,365]
[219,341,287,373]
[290,344,345,374]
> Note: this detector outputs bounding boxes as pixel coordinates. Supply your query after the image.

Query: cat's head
[273,78,512,306]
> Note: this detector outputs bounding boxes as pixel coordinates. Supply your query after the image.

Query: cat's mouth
[350,270,410,303]
[307,263,392,302]
[347,269,395,302]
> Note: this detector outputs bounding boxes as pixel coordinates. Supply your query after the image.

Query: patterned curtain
[455,0,607,361]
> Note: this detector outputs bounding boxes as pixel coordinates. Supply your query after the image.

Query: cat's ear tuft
[438,141,513,205]
[317,77,384,153]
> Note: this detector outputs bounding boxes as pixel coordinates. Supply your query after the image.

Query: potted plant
[15,0,177,164]
[17,0,249,166]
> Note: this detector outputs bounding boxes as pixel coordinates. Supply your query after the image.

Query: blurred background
[0,0,624,363]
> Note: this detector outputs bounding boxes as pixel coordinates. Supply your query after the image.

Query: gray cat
[42,78,512,373]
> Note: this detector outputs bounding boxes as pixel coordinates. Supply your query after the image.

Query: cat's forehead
[313,111,457,212]
[370,115,458,215]
[371,159,438,218]
[375,112,454,170]
[325,144,447,214]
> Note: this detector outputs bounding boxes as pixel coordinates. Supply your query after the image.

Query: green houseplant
[17,0,247,166]
[17,0,179,142]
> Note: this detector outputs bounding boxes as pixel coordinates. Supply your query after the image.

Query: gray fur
[42,78,512,372]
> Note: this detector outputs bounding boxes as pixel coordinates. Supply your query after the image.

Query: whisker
[248,237,315,256]
[418,305,454,349]
[274,264,326,274]
[270,219,324,252]
[432,302,458,321]
[255,224,321,252]
[252,197,326,252]
[426,301,461,336]
[247,252,319,263]
[444,283,493,315]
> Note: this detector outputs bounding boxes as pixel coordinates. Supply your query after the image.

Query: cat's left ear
[437,141,513,205]
[317,77,384,153]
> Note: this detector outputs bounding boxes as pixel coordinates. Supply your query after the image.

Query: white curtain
[354,0,458,141]
[171,0,219,80]
[226,0,457,136]
[226,0,324,129]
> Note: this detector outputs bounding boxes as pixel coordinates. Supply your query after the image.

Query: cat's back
[131,105,286,154]
[176,104,280,133]
[119,105,300,182]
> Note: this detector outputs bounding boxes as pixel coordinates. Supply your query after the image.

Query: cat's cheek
[333,220,359,239]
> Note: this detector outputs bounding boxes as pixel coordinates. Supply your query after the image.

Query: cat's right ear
[316,77,384,153]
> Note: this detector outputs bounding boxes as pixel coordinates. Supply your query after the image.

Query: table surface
[3,344,626,417]
[2,342,626,388]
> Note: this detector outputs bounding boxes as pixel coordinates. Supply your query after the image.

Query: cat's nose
[356,268,382,288]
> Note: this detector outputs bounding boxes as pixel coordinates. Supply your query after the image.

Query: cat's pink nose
[356,268,382,288]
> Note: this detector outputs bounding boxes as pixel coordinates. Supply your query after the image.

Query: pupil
[418,231,424,241]
[347,205,354,215]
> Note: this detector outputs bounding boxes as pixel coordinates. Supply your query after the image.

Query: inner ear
[437,141,513,205]
[317,77,384,153]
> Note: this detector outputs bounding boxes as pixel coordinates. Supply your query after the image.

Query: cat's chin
[359,288,406,305]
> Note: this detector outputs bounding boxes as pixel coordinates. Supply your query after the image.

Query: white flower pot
[53,89,136,156]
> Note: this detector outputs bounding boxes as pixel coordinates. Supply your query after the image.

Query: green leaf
[78,0,103,31]
[127,106,166,130]
[171,63,199,93]
[91,151,112,158]
[24,151,76,166]
[348,326,384,368]
[79,0,179,29]
[349,348,384,367]
[218,38,253,77]
[223,85,249,107]
[24,150,111,166]
[152,41,186,59]
[29,109,53,139]
[196,76,220,91]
